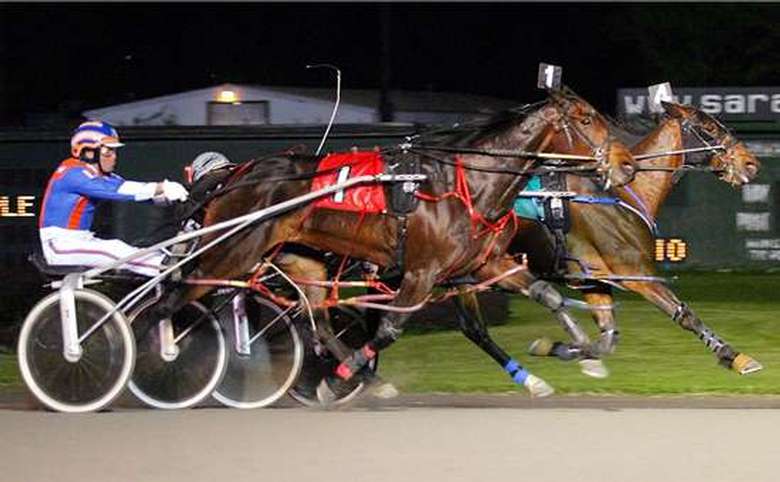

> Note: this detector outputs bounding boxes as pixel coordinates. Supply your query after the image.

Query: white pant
[40,227,165,277]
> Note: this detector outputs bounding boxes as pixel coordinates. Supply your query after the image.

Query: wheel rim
[213,295,302,409]
[18,290,134,413]
[130,300,226,409]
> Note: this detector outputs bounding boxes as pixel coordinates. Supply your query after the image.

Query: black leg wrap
[675,303,735,363]
[672,303,690,324]
[150,298,176,322]
[551,342,581,361]
[372,320,404,351]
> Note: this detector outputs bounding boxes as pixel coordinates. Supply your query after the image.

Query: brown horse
[156,90,638,399]
[488,101,762,377]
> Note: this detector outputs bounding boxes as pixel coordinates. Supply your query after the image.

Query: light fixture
[217,90,238,103]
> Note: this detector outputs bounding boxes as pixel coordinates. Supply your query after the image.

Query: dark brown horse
[478,101,762,377]
[157,90,638,399]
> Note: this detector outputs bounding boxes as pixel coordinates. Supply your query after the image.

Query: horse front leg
[453,290,554,397]
[622,281,763,375]
[274,253,352,361]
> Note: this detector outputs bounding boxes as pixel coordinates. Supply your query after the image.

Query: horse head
[545,89,637,189]
[661,101,760,187]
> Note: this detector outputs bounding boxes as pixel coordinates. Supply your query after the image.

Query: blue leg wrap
[512,369,529,385]
[503,359,529,385]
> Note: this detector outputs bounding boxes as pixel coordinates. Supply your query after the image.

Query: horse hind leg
[274,253,353,360]
[474,256,605,378]
[522,279,609,378]
[454,291,554,397]
[530,288,618,379]
[316,268,437,404]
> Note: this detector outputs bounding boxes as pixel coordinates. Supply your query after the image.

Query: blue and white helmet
[189,151,233,184]
[71,120,124,158]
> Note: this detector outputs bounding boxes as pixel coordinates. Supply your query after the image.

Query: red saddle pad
[311,151,387,213]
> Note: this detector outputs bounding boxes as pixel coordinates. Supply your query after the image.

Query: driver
[178,151,235,229]
[38,120,190,277]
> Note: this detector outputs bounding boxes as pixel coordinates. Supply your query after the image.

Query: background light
[217,90,238,103]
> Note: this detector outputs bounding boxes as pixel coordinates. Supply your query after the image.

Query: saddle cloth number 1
[333,166,351,203]
[311,151,387,214]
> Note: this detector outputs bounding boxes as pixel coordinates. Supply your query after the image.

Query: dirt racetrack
[2,393,779,482]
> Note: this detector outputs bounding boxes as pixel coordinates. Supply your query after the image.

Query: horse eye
[581,117,591,125]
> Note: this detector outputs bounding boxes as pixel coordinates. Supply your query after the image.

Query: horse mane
[222,101,550,188]
[688,107,736,139]
[416,101,548,147]
[607,113,662,147]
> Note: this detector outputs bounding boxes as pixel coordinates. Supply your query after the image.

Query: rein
[633,145,727,174]
[405,146,602,177]
[404,143,600,162]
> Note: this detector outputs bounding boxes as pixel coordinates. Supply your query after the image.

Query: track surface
[2,392,780,482]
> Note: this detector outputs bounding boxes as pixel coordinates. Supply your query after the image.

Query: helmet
[188,151,233,184]
[70,120,124,158]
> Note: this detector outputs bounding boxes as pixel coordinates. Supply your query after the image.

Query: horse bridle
[634,114,736,183]
[547,93,615,183]
[680,116,741,177]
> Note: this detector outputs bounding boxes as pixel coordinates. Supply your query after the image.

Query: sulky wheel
[128,298,227,409]
[17,289,135,413]
[288,305,379,407]
[212,293,303,409]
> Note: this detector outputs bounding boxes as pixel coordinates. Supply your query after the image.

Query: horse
[465,100,762,377]
[153,89,638,399]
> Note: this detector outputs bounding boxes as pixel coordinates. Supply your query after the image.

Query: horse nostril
[622,162,636,177]
[745,163,758,178]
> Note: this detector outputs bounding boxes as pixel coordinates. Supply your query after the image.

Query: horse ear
[548,89,564,102]
[660,101,689,119]
[548,88,573,110]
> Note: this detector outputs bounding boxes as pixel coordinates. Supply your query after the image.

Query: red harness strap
[415,156,519,275]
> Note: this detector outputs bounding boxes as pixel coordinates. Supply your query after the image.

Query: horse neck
[458,110,552,214]
[617,118,684,220]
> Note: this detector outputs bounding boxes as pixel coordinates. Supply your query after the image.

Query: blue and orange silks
[39,158,154,230]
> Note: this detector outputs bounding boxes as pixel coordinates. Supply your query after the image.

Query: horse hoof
[523,374,555,398]
[528,337,554,357]
[732,353,763,375]
[369,382,400,399]
[578,358,609,379]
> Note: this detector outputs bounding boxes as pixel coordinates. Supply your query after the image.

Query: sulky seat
[28,252,89,278]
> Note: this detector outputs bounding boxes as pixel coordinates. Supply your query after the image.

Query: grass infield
[1,271,778,395]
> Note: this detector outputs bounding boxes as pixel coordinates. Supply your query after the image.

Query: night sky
[2,3,780,126]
